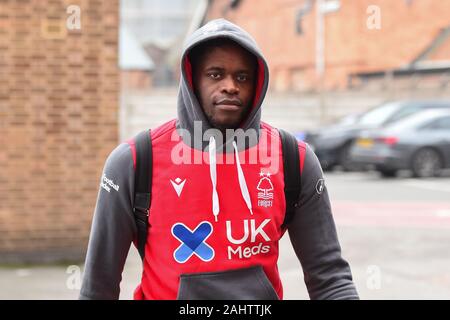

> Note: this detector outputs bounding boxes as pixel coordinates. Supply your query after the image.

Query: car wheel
[378,168,397,178]
[411,148,442,178]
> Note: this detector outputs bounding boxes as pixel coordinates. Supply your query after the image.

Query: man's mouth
[214,98,242,111]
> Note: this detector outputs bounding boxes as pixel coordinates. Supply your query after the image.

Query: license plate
[356,138,373,148]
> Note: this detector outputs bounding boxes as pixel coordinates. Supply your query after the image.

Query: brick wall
[0,0,119,263]
[205,0,450,91]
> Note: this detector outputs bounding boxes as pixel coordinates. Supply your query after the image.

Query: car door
[434,116,450,167]
[419,116,450,167]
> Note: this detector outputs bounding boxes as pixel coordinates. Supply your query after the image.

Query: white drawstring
[209,136,220,222]
[208,138,254,222]
[233,141,254,216]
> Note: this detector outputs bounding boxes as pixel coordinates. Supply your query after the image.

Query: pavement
[1,169,450,299]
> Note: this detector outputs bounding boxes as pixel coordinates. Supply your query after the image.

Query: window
[386,105,422,124]
[419,116,450,130]
[358,102,402,126]
[435,117,450,130]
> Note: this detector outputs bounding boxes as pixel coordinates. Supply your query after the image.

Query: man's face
[192,43,257,131]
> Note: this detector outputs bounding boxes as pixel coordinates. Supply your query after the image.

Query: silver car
[349,109,450,178]
[304,100,450,171]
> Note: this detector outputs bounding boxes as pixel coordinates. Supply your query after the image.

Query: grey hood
[176,19,270,152]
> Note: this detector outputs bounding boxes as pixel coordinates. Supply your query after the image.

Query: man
[79,19,359,300]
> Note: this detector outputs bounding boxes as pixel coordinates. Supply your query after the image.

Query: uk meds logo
[171,221,215,263]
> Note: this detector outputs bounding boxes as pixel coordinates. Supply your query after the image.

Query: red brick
[0,0,119,263]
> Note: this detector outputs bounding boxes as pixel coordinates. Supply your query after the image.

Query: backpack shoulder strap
[279,129,302,229]
[133,129,152,261]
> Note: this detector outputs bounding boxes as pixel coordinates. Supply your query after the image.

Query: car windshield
[337,113,360,126]
[357,102,403,126]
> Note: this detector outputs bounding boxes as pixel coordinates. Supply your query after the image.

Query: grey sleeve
[79,143,138,300]
[287,143,359,300]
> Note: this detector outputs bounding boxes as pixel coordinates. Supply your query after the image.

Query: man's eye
[237,74,248,82]
[208,73,221,80]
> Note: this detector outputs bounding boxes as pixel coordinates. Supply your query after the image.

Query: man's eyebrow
[235,69,253,74]
[205,66,225,72]
[205,66,253,73]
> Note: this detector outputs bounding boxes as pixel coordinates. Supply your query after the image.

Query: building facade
[0,0,119,262]
[205,0,450,92]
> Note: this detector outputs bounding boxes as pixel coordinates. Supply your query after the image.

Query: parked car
[349,109,450,178]
[303,100,450,171]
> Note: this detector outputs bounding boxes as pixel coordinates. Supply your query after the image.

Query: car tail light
[375,136,398,145]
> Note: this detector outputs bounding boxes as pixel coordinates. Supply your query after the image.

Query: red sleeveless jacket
[130,120,305,300]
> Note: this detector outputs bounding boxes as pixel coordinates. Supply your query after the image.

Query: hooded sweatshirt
[79,19,359,300]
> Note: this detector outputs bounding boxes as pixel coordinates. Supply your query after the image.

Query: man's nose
[220,75,239,95]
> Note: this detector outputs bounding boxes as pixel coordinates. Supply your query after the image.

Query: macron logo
[170,178,186,197]
[100,174,119,193]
